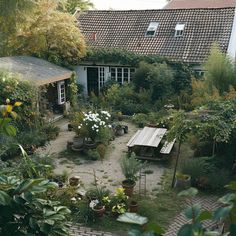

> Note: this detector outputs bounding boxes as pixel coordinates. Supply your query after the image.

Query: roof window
[146,22,159,37]
[175,23,185,37]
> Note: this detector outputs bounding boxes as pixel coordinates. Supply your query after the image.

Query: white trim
[227,8,236,59]
[57,81,66,105]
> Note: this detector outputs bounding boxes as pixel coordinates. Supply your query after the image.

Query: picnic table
[127,126,175,160]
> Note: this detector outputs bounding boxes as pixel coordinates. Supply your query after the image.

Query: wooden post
[171,140,182,188]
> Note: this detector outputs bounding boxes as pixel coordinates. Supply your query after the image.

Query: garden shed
[0,56,73,118]
[127,126,175,160]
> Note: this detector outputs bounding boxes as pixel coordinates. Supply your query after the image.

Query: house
[0,56,73,119]
[165,0,236,9]
[75,7,236,95]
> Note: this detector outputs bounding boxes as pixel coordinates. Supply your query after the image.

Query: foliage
[86,149,100,161]
[120,153,142,182]
[133,61,174,101]
[59,0,94,14]
[104,83,151,115]
[0,0,86,65]
[0,71,38,127]
[68,72,79,109]
[0,176,71,236]
[72,110,112,142]
[204,43,235,95]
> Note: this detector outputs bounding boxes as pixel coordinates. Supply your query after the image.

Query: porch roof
[0,56,73,86]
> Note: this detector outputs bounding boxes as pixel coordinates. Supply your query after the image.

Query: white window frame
[57,81,66,105]
[110,67,135,84]
[98,67,105,92]
[145,22,159,37]
[175,23,185,37]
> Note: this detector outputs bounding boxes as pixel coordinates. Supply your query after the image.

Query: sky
[91,0,168,10]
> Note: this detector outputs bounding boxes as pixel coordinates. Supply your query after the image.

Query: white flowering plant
[76,110,112,142]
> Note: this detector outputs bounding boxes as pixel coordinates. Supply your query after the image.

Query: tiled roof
[0,56,72,85]
[77,8,235,64]
[165,0,236,9]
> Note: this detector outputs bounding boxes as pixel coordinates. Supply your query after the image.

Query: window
[175,23,185,37]
[110,67,135,84]
[146,22,159,37]
[57,81,66,105]
[99,67,105,90]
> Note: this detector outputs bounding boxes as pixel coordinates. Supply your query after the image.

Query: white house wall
[227,8,236,59]
[75,65,110,95]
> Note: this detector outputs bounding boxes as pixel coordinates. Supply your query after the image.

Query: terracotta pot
[92,205,105,218]
[122,179,136,197]
[129,201,138,213]
[69,176,80,187]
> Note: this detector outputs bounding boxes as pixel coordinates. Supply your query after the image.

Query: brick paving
[164,195,222,236]
[69,225,114,236]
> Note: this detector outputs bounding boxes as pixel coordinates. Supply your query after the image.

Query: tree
[204,43,235,95]
[0,0,86,65]
[147,62,174,101]
[59,0,94,14]
[166,110,194,188]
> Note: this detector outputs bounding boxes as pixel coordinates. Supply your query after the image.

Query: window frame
[145,22,159,37]
[57,81,66,105]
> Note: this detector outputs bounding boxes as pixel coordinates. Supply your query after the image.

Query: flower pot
[175,175,191,189]
[68,123,73,131]
[92,205,105,218]
[122,179,136,197]
[124,125,128,134]
[73,137,84,148]
[69,176,80,187]
[116,128,124,136]
[84,140,97,149]
[129,200,138,213]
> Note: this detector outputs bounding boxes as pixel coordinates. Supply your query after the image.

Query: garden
[1,0,236,234]
[1,44,236,236]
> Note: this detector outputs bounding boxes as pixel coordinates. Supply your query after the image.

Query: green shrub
[87,149,100,161]
[180,157,216,185]
[207,169,230,190]
[120,153,142,182]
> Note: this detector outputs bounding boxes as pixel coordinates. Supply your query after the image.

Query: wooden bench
[160,139,176,154]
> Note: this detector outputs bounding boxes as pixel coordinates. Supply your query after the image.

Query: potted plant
[115,123,125,136]
[89,200,105,218]
[69,176,80,187]
[175,172,191,189]
[120,153,142,197]
[129,200,138,213]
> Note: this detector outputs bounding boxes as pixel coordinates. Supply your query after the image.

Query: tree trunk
[171,140,182,188]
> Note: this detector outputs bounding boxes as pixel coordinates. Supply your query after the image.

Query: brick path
[69,225,114,236]
[164,195,222,236]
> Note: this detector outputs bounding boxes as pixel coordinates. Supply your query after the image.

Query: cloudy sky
[91,0,168,10]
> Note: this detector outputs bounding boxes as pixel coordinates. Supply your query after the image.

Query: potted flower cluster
[86,185,111,218]
[120,153,143,197]
[72,110,112,149]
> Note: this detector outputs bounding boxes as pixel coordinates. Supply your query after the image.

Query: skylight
[175,23,185,37]
[146,22,159,37]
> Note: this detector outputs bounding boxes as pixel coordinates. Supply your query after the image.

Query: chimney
[92,32,97,41]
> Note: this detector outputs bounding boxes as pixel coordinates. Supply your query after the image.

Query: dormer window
[146,22,159,37]
[175,23,185,37]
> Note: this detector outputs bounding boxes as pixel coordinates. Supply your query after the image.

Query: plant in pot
[89,199,105,218]
[175,172,191,189]
[120,153,142,197]
[129,199,138,213]
[115,123,125,136]
[109,187,128,217]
